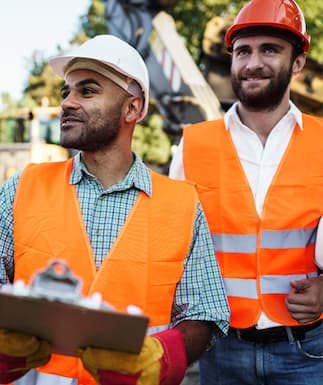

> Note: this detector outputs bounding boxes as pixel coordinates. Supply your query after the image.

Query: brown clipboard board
[0,291,149,356]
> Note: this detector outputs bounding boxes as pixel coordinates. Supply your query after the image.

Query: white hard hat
[49,35,149,122]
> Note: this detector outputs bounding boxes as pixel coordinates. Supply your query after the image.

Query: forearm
[174,320,213,365]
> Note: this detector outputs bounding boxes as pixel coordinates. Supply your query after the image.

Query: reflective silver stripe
[147,324,169,335]
[224,272,318,298]
[261,227,317,249]
[223,278,258,299]
[260,272,318,294]
[212,233,257,253]
[212,228,317,252]
[14,370,77,385]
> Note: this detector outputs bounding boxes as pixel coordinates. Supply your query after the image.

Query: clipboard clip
[31,260,82,302]
[2,260,107,309]
[2,260,141,313]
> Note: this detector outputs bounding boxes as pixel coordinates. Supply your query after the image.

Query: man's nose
[61,91,80,110]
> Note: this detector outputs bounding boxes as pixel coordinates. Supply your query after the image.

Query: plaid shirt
[0,153,229,333]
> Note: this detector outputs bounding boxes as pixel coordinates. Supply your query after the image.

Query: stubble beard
[60,104,122,152]
[231,63,293,111]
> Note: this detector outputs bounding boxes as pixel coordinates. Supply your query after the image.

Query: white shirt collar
[224,100,303,131]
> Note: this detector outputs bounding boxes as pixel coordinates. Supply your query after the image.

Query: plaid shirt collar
[69,152,152,197]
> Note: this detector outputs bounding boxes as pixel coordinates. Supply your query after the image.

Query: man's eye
[263,45,280,54]
[82,88,95,95]
[264,48,275,54]
[236,49,249,57]
[60,90,69,99]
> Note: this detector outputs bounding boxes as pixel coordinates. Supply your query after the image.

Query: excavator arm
[104,0,223,135]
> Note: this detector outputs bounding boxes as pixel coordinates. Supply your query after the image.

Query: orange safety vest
[183,114,323,328]
[13,159,197,385]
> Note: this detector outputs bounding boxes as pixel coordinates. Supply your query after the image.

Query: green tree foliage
[23,50,64,107]
[296,0,323,61]
[132,114,172,165]
[71,0,108,44]
[168,0,248,60]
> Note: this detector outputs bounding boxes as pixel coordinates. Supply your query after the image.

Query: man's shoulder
[14,160,72,194]
[20,160,71,179]
[184,118,225,132]
[302,113,323,127]
[149,169,198,199]
[150,168,195,187]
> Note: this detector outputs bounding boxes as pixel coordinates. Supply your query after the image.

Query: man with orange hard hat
[170,0,323,384]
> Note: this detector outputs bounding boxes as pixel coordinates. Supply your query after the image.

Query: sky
[0,0,90,101]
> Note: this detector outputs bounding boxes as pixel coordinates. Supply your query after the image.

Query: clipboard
[0,261,149,356]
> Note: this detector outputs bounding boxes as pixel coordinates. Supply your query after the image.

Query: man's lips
[240,76,270,87]
[244,77,267,81]
[240,71,271,81]
[61,117,83,127]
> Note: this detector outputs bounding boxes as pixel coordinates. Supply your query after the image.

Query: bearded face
[231,59,294,111]
[230,35,296,111]
[60,98,123,152]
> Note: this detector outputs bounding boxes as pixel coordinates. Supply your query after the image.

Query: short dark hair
[229,26,304,56]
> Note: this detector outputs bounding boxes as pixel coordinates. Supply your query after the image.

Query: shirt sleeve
[0,171,21,284]
[171,202,230,335]
[168,138,185,180]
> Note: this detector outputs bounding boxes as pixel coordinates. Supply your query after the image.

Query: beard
[60,100,123,152]
[231,62,293,111]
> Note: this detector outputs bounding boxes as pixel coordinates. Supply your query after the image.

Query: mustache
[239,69,272,79]
[60,110,85,120]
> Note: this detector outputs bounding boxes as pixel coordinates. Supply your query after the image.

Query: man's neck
[237,100,290,146]
[81,148,134,189]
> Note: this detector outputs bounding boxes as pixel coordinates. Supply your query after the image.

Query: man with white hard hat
[169,0,323,384]
[50,34,150,123]
[0,35,229,385]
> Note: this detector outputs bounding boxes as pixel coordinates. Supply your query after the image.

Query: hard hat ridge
[224,0,310,53]
[63,58,143,99]
[49,35,150,122]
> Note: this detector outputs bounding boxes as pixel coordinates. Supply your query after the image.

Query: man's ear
[124,96,142,123]
[292,53,307,76]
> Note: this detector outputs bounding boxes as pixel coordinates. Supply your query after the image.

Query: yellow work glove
[80,329,187,385]
[0,329,51,383]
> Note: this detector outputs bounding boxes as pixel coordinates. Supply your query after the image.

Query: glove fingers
[0,330,40,357]
[80,348,138,378]
[80,336,163,374]
[137,359,160,385]
[26,340,51,369]
[0,353,26,372]
[0,340,51,373]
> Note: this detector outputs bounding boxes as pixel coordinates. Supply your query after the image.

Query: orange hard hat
[224,0,310,53]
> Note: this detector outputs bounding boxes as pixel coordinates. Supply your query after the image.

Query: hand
[79,329,187,385]
[0,329,51,383]
[286,276,323,323]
